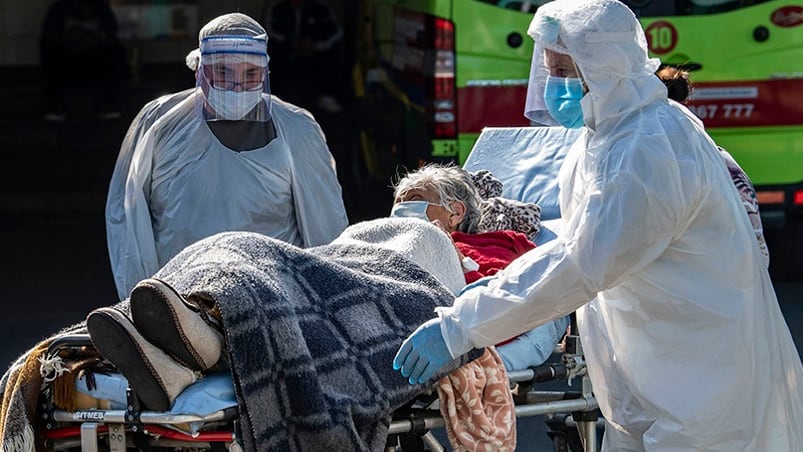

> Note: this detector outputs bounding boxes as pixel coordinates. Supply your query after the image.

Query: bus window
[474,1,773,17]
[471,0,545,13]
[624,0,773,17]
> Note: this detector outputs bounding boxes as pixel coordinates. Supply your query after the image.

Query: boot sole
[87,309,171,411]
[130,279,205,371]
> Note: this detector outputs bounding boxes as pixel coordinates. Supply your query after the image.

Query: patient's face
[395,188,456,232]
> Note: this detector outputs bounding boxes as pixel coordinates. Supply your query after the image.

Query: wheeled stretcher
[33,126,599,451]
[39,320,599,452]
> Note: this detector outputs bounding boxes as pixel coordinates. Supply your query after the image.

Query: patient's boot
[130,278,223,372]
[86,307,197,411]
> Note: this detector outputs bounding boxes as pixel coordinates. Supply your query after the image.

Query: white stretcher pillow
[463,126,582,245]
[462,126,580,371]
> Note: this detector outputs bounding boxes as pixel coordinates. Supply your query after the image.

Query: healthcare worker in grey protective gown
[393,1,803,450]
[106,13,347,300]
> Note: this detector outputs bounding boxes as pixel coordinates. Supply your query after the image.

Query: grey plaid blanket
[150,223,478,452]
[1,219,478,452]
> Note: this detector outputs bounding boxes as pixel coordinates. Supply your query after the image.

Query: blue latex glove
[459,275,495,295]
[393,318,452,385]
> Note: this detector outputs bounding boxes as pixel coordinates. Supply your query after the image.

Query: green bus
[350,0,803,279]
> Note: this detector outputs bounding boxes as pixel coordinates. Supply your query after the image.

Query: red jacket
[452,230,535,284]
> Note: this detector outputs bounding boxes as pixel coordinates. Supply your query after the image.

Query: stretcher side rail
[386,326,600,452]
[39,321,599,451]
[41,334,242,451]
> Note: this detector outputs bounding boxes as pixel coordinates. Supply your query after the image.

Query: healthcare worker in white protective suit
[393,1,803,450]
[106,13,348,300]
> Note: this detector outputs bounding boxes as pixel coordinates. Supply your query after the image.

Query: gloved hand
[459,275,495,295]
[393,318,453,385]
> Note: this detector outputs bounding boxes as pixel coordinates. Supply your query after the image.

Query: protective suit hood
[524,0,664,129]
[438,2,803,449]
[185,13,268,72]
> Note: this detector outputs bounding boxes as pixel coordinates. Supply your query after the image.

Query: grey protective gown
[106,91,348,299]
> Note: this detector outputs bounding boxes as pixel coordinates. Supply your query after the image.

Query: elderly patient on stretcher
[2,218,479,451]
[0,164,563,452]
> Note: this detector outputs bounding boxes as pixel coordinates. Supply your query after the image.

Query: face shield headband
[197,35,271,122]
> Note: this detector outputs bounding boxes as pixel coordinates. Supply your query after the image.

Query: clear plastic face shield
[524,15,586,128]
[523,0,662,127]
[197,35,271,122]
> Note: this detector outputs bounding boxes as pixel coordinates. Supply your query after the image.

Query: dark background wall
[0,0,373,365]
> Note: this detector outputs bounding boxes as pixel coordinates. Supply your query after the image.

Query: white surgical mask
[206,87,263,120]
[390,200,433,221]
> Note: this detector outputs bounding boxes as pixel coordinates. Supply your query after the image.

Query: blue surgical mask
[390,200,433,221]
[543,75,585,129]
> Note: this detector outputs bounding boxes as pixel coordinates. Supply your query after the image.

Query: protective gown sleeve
[284,107,348,246]
[496,314,570,371]
[438,141,684,358]
[105,90,193,300]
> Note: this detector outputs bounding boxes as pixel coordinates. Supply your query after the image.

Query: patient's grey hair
[393,164,483,234]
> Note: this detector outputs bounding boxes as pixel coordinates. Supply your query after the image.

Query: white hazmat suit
[438,0,803,449]
[106,14,348,300]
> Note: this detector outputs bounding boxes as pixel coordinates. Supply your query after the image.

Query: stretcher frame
[40,126,600,451]
[38,323,600,452]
